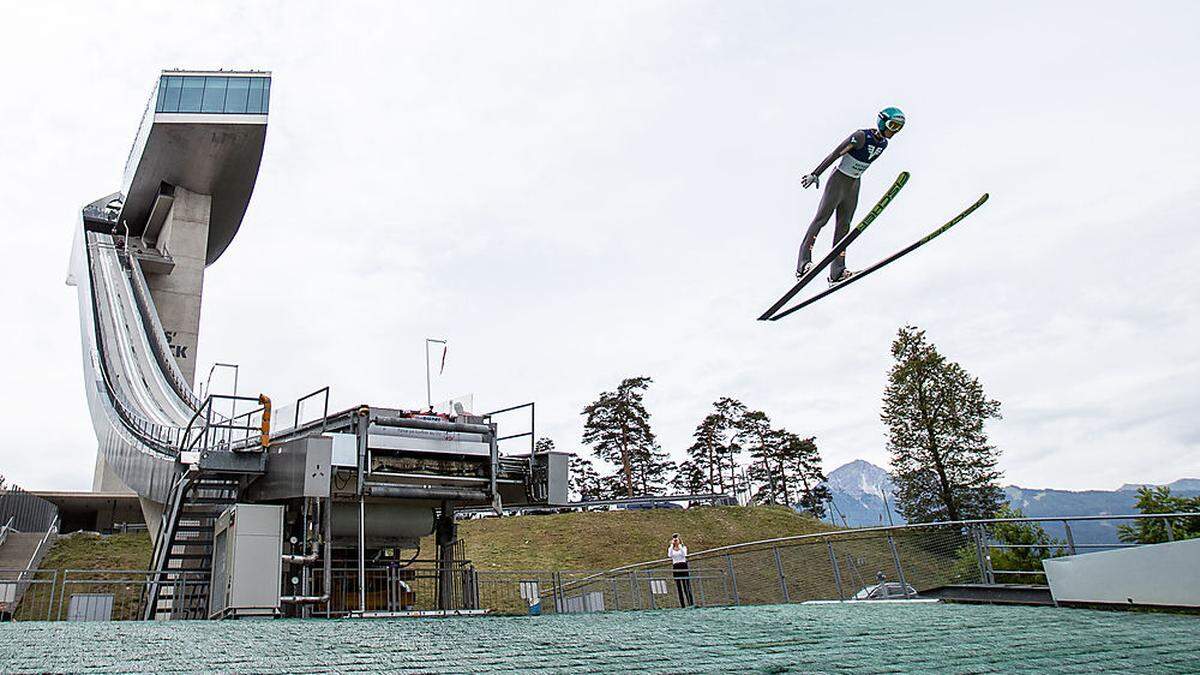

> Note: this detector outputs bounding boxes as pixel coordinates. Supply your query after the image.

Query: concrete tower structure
[81,70,270,496]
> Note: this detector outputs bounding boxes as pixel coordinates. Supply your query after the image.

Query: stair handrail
[0,515,14,547]
[16,515,59,586]
[142,472,192,620]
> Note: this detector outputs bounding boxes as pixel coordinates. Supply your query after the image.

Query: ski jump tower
[69,70,567,619]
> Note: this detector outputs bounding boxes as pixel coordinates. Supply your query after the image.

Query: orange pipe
[259,394,272,448]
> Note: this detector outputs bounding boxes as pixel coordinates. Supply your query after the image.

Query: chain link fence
[6,512,1197,621]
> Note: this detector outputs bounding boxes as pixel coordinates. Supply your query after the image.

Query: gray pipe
[363,482,489,502]
[370,416,491,435]
[280,595,330,604]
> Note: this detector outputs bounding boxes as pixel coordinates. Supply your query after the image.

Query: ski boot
[796,262,813,280]
[828,269,856,286]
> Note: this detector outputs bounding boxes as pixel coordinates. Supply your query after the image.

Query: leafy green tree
[883,326,1004,523]
[581,376,668,497]
[953,506,1063,582]
[988,506,1063,578]
[1118,486,1200,544]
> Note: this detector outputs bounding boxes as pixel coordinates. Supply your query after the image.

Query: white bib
[837,154,870,178]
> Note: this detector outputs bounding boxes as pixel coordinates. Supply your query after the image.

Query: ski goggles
[881,117,905,132]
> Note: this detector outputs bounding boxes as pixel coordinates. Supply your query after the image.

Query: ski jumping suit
[797,129,889,277]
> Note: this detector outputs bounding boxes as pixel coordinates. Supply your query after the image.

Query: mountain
[820,459,1200,545]
[1118,478,1200,492]
[822,459,905,527]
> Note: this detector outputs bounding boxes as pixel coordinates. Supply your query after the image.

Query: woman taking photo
[668,533,694,608]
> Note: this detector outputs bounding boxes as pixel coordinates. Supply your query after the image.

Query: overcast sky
[1,1,1198,492]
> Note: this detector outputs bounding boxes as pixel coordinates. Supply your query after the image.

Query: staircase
[143,471,239,620]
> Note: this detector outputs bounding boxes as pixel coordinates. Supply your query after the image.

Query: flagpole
[425,338,446,410]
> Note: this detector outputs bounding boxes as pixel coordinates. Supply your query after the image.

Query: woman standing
[668,533,694,608]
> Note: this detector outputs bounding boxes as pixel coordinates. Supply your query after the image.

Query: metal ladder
[143,471,239,620]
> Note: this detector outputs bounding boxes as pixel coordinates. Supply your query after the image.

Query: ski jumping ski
[768,192,990,321]
[758,171,910,321]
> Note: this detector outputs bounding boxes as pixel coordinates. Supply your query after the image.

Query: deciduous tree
[883,326,1004,523]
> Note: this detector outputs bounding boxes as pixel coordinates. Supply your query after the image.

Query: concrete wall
[1043,537,1200,608]
[92,454,133,494]
[144,187,211,387]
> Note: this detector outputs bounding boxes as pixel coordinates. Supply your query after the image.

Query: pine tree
[684,398,746,495]
[714,398,747,493]
[568,455,605,502]
[581,376,663,498]
[882,326,1004,523]
[781,432,832,518]
[685,413,726,493]
[737,410,788,504]
[671,459,707,495]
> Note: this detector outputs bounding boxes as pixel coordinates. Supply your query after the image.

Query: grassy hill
[29,506,832,577]
[441,505,835,571]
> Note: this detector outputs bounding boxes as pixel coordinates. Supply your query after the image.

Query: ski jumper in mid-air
[797,107,905,284]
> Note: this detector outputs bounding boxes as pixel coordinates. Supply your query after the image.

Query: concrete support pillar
[92,453,134,494]
[144,187,211,388]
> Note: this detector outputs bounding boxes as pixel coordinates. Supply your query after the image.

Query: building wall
[144,187,211,387]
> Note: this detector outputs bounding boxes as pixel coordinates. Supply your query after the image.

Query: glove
[801,173,820,189]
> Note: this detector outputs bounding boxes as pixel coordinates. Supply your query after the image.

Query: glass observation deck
[154,74,271,115]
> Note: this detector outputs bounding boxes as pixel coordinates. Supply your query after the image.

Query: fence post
[886,534,912,598]
[56,571,70,621]
[725,554,740,606]
[646,571,657,610]
[41,569,57,622]
[1062,521,1077,556]
[553,571,564,612]
[1164,518,1175,542]
[772,546,790,603]
[827,541,844,601]
[971,526,988,584]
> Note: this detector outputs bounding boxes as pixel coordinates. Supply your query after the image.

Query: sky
[1,1,1198,493]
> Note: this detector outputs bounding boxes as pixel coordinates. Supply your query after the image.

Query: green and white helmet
[877,107,906,133]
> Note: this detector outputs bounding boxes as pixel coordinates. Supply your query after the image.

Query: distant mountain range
[820,460,1200,546]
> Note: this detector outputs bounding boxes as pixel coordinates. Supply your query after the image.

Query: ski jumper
[797,129,889,277]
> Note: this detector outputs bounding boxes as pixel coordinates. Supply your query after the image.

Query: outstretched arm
[802,131,867,188]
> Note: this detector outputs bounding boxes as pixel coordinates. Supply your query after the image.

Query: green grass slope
[448,505,835,571]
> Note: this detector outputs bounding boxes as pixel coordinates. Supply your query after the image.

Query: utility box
[209,504,284,619]
[524,451,571,506]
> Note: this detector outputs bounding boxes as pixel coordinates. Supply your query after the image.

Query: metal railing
[7,513,1198,622]
[86,234,182,455]
[1,569,58,621]
[578,512,1200,607]
[0,515,13,547]
[180,394,269,453]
